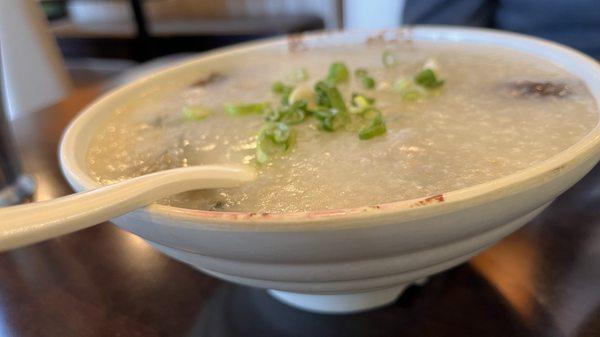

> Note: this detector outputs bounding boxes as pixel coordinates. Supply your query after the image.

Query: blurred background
[0,0,405,120]
[1,0,599,121]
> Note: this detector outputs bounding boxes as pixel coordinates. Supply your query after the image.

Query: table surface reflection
[0,85,599,337]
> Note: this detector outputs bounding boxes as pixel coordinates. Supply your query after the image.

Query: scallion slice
[351,93,375,108]
[313,81,349,130]
[362,76,376,89]
[272,81,286,94]
[225,102,269,116]
[358,110,387,140]
[349,93,375,114]
[182,105,213,121]
[256,122,295,164]
[272,81,294,105]
[326,62,350,85]
[313,107,348,132]
[415,69,444,89]
[327,85,347,114]
[266,100,308,125]
[354,68,376,89]
[314,81,347,113]
[314,81,331,107]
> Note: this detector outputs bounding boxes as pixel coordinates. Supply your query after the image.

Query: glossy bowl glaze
[60,26,600,313]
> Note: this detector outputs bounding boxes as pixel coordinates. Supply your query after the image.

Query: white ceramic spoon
[0,165,255,252]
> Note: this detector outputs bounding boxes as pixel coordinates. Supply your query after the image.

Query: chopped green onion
[236,60,395,160]
[182,105,213,121]
[327,85,347,114]
[272,81,286,94]
[354,68,376,89]
[382,50,398,68]
[314,81,347,113]
[314,108,347,132]
[283,100,308,124]
[351,93,375,112]
[415,69,444,89]
[281,108,306,125]
[272,81,294,105]
[362,76,376,89]
[359,111,387,140]
[313,109,331,129]
[265,100,308,125]
[352,92,375,107]
[352,94,371,108]
[313,107,333,120]
[256,122,295,164]
[271,126,291,144]
[281,88,293,105]
[224,102,269,116]
[314,81,331,107]
[262,122,292,143]
[326,62,350,85]
[263,108,281,122]
[313,81,349,130]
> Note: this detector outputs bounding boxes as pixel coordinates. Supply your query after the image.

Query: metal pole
[129,0,154,61]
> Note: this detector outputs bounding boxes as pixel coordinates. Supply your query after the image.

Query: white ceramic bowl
[59,26,600,314]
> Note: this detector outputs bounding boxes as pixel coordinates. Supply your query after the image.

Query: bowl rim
[59,25,600,229]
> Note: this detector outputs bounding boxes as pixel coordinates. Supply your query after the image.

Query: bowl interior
[59,26,600,225]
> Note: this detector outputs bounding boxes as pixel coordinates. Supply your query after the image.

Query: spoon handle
[0,165,253,251]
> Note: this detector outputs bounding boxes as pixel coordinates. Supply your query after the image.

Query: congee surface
[86,41,599,212]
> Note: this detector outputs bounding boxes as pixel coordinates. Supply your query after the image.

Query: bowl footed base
[268,278,427,314]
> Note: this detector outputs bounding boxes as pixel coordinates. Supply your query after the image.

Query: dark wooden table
[1,86,599,337]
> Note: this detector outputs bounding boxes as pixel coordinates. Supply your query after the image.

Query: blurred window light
[344,0,405,30]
